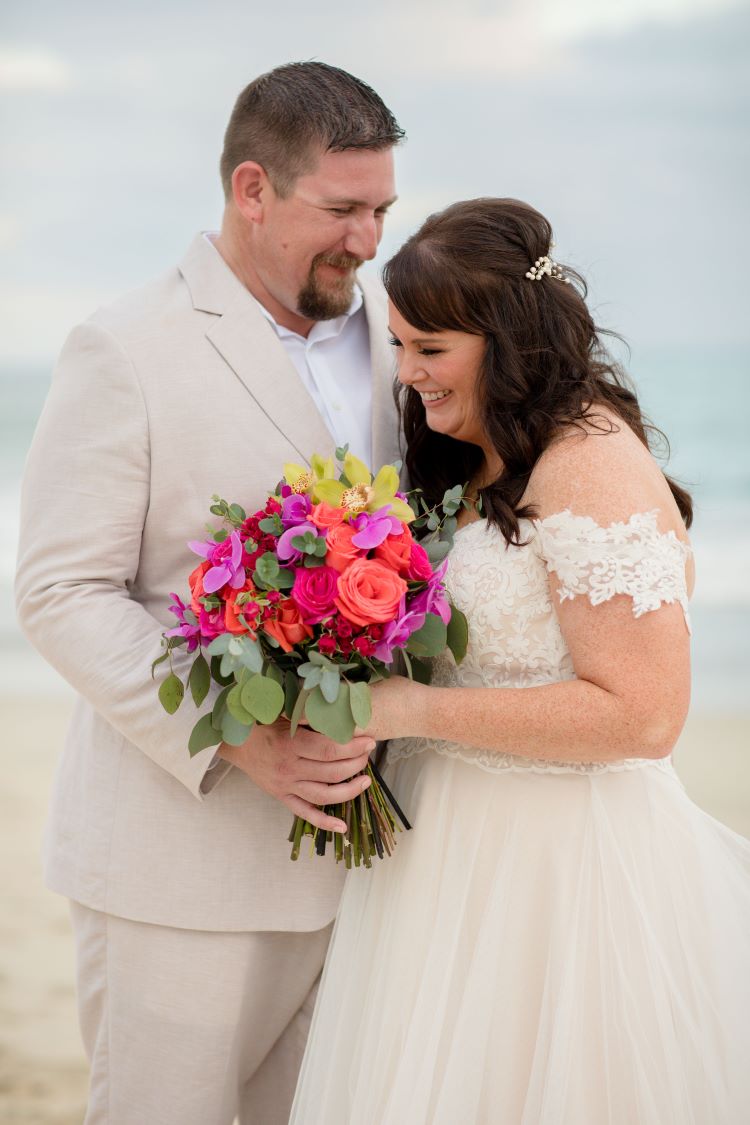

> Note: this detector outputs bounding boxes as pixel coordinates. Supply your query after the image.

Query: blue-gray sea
[1,347,748,712]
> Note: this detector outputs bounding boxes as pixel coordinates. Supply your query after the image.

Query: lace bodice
[388,509,692,776]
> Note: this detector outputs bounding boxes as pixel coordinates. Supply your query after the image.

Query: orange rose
[224,579,257,636]
[335,558,408,627]
[188,561,211,615]
[324,522,363,574]
[373,524,414,576]
[262,599,314,653]
[309,502,346,531]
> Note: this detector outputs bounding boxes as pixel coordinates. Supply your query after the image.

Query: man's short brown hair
[220,61,404,200]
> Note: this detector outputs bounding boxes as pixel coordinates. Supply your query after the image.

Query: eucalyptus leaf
[284,671,300,719]
[446,605,469,665]
[221,710,254,747]
[425,539,451,564]
[320,667,341,704]
[305,683,355,744]
[348,680,372,729]
[210,684,233,731]
[240,674,285,725]
[227,684,256,725]
[210,654,234,687]
[235,636,263,673]
[406,613,448,658]
[220,652,236,679]
[188,713,221,757]
[306,650,334,669]
[300,666,323,691]
[189,653,210,706]
[207,633,232,657]
[229,503,246,522]
[158,673,184,715]
[290,685,310,736]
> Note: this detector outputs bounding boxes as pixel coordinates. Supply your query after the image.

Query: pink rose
[407,542,434,581]
[292,566,340,624]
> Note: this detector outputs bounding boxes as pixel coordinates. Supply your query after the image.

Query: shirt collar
[252,286,363,345]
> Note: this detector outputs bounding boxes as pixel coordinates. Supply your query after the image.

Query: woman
[290,199,750,1123]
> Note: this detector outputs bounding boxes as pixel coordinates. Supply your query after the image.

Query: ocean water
[1,349,748,710]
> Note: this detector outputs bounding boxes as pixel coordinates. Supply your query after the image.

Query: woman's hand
[361,675,425,742]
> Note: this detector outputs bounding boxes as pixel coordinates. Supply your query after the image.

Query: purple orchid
[165,593,201,653]
[276,520,321,564]
[372,597,426,664]
[410,561,452,625]
[350,506,403,550]
[188,530,246,595]
[281,492,312,528]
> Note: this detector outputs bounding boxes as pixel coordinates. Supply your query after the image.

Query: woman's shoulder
[524,405,689,545]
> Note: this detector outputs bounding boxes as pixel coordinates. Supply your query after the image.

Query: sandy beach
[1,697,748,1124]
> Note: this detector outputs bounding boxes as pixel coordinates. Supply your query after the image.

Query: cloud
[0,46,72,91]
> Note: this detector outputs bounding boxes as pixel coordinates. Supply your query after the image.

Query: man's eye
[329,207,352,216]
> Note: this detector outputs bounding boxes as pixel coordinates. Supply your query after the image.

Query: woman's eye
[419,348,441,356]
[388,336,402,347]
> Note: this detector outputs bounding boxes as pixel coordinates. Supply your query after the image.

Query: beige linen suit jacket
[16,233,400,932]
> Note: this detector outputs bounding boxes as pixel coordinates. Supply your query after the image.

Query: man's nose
[344,213,380,261]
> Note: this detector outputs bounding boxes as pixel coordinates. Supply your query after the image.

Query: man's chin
[297,274,356,321]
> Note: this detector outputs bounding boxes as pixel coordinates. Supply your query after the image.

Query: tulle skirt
[290,747,750,1124]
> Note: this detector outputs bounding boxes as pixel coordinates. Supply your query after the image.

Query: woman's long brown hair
[384,198,692,545]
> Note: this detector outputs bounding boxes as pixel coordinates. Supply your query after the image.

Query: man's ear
[231,162,272,224]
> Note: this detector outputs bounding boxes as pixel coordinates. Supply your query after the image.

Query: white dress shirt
[250,289,372,466]
[203,231,372,465]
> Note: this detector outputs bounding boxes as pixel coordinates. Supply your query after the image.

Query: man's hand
[218,723,374,833]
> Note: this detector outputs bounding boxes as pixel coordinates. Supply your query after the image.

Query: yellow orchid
[283,454,337,495]
[313,452,414,522]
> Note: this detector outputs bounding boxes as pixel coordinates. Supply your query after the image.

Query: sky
[1,0,748,367]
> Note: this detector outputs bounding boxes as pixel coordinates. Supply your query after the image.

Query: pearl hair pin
[525,255,570,283]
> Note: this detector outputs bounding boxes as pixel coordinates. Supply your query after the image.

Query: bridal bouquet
[153,447,468,867]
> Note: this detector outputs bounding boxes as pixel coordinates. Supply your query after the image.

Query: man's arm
[15,319,223,797]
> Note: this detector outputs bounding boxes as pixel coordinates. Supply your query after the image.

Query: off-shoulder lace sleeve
[534,509,692,630]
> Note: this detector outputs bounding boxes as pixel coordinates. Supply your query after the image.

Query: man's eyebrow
[320,195,398,209]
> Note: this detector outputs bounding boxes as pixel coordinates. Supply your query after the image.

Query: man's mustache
[314,252,363,272]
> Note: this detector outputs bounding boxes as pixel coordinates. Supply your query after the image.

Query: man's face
[252,147,397,321]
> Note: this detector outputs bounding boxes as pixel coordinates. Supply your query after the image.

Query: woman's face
[389,302,488,450]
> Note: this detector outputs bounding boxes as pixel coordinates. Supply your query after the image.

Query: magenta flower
[188,530,246,594]
[165,593,201,653]
[277,521,320,564]
[409,562,451,625]
[372,596,426,664]
[292,565,340,624]
[407,542,434,582]
[350,506,403,549]
[281,492,312,528]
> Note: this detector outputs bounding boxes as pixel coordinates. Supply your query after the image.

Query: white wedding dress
[290,511,750,1124]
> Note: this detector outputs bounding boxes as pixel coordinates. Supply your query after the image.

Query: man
[16,62,403,1124]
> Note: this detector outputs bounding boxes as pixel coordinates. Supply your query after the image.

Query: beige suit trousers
[70,902,332,1125]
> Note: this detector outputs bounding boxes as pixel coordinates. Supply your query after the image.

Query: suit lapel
[179,234,334,465]
[179,235,401,470]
